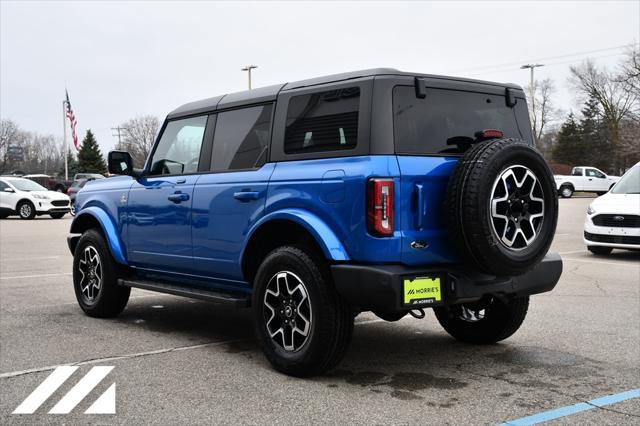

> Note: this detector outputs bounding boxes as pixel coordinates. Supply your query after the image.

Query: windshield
[7,178,48,192]
[611,166,640,194]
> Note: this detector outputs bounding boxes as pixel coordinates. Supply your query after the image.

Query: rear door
[127,115,209,274]
[191,103,275,285]
[392,81,533,265]
[585,168,607,191]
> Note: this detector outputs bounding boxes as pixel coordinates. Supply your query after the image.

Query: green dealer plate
[403,276,444,307]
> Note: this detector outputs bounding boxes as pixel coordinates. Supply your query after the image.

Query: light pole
[241,65,258,90]
[520,63,544,113]
[520,64,544,145]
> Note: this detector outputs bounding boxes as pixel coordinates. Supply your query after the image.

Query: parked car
[584,162,640,254]
[554,166,620,198]
[0,177,71,219]
[23,174,72,193]
[73,173,105,181]
[68,69,562,376]
[67,178,94,216]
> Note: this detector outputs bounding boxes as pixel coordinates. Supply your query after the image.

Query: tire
[588,246,612,256]
[17,201,36,220]
[559,185,573,198]
[252,246,354,377]
[373,311,407,322]
[73,229,130,318]
[434,296,529,344]
[70,202,76,216]
[446,138,558,276]
[50,212,65,219]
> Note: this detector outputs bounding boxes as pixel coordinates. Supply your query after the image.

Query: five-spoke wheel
[263,271,312,352]
[490,165,545,250]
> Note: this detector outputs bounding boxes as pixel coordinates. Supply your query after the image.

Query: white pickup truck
[554,166,620,198]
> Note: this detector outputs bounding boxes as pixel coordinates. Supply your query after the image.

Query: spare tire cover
[446,138,558,276]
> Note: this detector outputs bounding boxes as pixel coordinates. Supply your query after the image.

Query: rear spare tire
[446,138,558,276]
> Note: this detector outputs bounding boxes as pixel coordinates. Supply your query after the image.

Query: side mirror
[3,187,14,193]
[108,151,134,176]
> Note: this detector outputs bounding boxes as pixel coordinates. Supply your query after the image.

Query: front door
[127,115,209,274]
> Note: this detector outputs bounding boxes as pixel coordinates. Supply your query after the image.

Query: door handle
[588,178,593,181]
[176,178,186,184]
[168,191,189,203]
[233,191,260,202]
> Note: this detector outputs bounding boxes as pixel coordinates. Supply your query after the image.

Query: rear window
[393,86,531,155]
[284,87,360,154]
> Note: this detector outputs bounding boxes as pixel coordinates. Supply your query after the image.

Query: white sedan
[0,177,71,220]
[584,162,640,254]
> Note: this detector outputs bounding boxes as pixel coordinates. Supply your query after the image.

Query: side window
[0,181,8,191]
[284,87,360,154]
[149,116,207,176]
[572,168,583,176]
[587,168,605,178]
[211,104,273,171]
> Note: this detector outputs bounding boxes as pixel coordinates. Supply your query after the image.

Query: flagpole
[63,99,68,180]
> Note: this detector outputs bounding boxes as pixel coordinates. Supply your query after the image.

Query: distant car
[73,173,105,181]
[554,166,620,198]
[67,178,94,216]
[23,174,72,193]
[0,177,71,219]
[584,162,640,254]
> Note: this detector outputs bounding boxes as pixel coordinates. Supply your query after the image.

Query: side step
[117,278,250,308]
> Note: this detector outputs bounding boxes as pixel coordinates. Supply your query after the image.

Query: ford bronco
[68,69,562,376]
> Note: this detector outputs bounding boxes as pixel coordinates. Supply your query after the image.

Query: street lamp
[520,63,544,113]
[241,65,258,90]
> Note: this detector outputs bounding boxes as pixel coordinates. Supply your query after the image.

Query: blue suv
[68,69,562,376]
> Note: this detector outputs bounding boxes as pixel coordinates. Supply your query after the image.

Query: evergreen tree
[577,97,612,173]
[58,150,79,178]
[552,113,582,166]
[77,130,106,174]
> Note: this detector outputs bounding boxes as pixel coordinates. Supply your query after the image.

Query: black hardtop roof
[167,68,523,119]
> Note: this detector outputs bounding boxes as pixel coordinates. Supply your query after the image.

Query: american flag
[65,90,79,150]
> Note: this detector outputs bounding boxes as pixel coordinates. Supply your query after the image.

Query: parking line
[0,338,250,379]
[499,388,640,425]
[0,272,72,280]
[563,257,640,268]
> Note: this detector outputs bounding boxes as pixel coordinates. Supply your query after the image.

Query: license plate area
[402,275,445,307]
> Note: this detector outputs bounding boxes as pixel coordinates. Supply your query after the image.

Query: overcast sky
[1,0,638,154]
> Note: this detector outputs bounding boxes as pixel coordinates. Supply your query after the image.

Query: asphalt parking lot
[0,197,638,425]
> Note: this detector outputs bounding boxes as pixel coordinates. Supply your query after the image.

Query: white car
[554,166,620,198]
[0,177,71,220]
[584,162,640,254]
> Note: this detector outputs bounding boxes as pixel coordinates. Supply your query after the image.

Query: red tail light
[477,129,504,139]
[367,178,394,236]
[66,187,72,194]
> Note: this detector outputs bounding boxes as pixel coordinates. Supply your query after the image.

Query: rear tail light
[367,178,394,236]
[66,187,72,194]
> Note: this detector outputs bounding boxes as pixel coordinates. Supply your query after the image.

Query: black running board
[118,278,250,308]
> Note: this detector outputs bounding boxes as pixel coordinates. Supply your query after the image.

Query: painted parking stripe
[0,272,72,280]
[500,388,640,425]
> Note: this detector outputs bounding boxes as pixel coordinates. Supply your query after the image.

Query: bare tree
[570,59,638,172]
[617,44,640,99]
[0,119,21,173]
[117,115,160,167]
[526,78,559,145]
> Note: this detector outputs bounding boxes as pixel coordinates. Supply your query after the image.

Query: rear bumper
[331,252,562,312]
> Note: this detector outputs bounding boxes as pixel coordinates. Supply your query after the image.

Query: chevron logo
[12,366,116,415]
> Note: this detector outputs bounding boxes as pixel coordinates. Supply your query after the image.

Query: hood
[590,193,640,215]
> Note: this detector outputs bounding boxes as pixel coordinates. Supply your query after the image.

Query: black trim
[118,278,250,307]
[584,231,640,245]
[331,252,562,312]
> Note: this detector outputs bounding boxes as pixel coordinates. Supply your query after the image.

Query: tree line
[530,45,639,174]
[0,115,159,177]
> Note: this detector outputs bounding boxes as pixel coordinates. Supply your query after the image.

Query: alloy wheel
[263,271,312,352]
[490,165,545,250]
[78,245,102,302]
[19,203,32,218]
